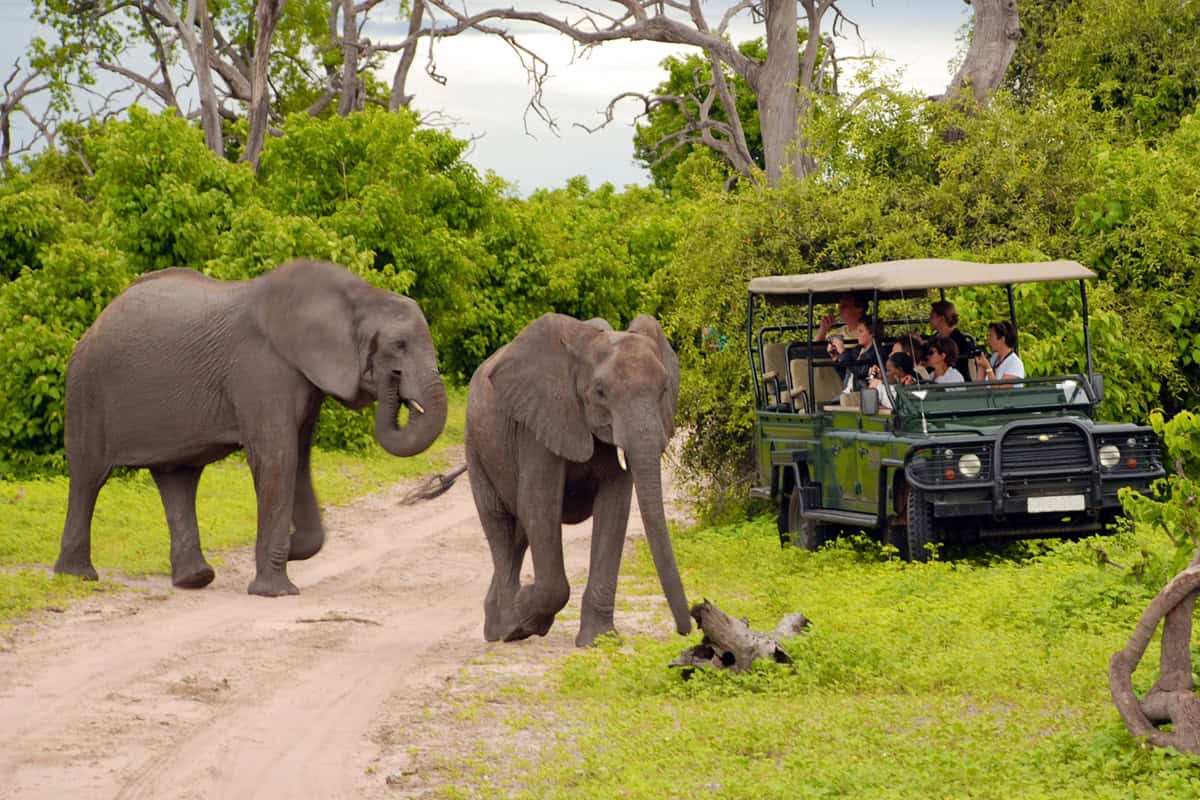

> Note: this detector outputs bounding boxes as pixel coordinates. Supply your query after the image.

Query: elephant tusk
[407,400,425,415]
[617,447,627,471]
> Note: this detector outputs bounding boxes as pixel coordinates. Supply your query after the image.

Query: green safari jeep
[746,259,1164,561]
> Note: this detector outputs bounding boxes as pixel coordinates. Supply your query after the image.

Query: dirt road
[0,459,676,798]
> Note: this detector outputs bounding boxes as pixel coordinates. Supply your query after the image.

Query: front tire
[906,486,938,562]
[788,487,833,552]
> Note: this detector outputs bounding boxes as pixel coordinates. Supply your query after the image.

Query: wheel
[883,480,911,560]
[906,486,938,562]
[788,487,833,552]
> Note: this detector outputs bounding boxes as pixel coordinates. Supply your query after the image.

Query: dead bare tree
[942,0,1022,108]
[243,0,288,168]
[0,61,52,175]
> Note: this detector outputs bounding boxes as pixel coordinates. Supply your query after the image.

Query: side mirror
[860,387,880,415]
[1090,373,1105,403]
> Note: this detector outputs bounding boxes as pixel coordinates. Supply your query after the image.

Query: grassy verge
[434,523,1200,799]
[0,389,466,626]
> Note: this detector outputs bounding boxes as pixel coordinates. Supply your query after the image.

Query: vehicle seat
[811,359,845,407]
[788,358,810,413]
[762,342,789,410]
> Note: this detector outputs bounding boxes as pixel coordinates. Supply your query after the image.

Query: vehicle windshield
[889,376,1096,419]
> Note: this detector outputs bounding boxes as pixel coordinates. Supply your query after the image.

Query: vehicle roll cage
[747,271,1097,413]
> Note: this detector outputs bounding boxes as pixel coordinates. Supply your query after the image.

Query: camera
[963,341,983,359]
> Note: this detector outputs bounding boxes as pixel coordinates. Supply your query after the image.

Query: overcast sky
[0,0,968,193]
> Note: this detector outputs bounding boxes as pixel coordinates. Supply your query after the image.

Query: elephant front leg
[288,413,325,561]
[576,471,633,647]
[245,437,300,597]
[506,446,569,641]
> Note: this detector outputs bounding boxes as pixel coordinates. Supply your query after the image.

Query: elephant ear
[256,261,363,402]
[488,313,601,462]
[627,315,680,438]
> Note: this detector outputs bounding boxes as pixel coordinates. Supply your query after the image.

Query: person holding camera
[974,321,1024,387]
[869,351,918,410]
[929,301,975,380]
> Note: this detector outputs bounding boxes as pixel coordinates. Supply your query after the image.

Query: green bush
[0,241,133,476]
[87,107,254,272]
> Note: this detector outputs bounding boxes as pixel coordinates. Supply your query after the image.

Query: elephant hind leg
[288,412,325,562]
[54,465,111,581]
[150,466,215,589]
[479,511,527,642]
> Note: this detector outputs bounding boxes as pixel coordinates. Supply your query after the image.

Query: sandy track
[0,459,639,799]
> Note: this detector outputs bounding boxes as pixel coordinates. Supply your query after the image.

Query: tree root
[1109,565,1200,754]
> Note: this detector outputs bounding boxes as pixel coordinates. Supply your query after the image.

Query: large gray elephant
[464,312,692,647]
[54,259,448,596]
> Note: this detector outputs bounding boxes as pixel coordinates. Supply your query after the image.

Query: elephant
[463,312,692,647]
[53,259,448,596]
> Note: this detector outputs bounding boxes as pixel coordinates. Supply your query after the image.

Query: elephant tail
[398,464,468,505]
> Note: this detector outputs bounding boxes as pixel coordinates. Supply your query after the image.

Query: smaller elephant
[54,259,448,596]
[463,312,692,647]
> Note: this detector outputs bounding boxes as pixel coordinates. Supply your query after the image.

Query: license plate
[1027,494,1086,513]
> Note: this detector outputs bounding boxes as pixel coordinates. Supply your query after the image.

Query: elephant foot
[501,613,556,642]
[53,558,99,582]
[288,528,325,561]
[172,559,215,589]
[575,621,619,648]
[247,572,300,597]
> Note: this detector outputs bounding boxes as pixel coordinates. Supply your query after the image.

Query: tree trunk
[390,0,425,110]
[337,0,360,116]
[943,0,1022,108]
[755,0,802,186]
[155,0,224,157]
[243,0,287,170]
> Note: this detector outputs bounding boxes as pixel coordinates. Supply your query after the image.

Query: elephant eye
[594,384,606,399]
[395,339,407,351]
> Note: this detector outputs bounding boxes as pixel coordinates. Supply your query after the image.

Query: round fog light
[1099,444,1121,468]
[958,453,982,478]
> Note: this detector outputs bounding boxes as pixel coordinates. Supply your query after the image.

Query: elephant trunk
[629,448,692,636]
[374,368,448,457]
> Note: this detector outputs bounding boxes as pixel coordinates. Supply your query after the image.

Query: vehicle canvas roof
[748,258,1095,303]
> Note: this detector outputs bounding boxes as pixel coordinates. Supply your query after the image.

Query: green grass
[442,523,1200,799]
[0,389,466,626]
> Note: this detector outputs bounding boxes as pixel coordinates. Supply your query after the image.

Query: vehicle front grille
[1001,424,1092,474]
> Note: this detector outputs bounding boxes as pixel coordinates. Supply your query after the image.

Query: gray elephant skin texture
[465,312,692,647]
[54,259,448,597]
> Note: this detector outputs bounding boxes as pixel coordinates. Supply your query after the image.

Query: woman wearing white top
[927,336,965,384]
[973,321,1024,387]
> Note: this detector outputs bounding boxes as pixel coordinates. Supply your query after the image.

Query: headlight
[1099,444,1121,468]
[958,453,982,478]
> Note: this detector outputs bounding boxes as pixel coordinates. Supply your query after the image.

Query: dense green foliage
[2,0,1199,508]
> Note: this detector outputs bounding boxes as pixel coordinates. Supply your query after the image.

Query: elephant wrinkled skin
[465,313,692,647]
[54,259,448,596]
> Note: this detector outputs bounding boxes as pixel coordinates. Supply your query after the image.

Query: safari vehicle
[746,259,1164,561]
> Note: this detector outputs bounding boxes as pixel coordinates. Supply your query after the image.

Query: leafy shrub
[0,179,86,280]
[87,107,254,273]
[0,241,133,477]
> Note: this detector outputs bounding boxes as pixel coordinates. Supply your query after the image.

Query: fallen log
[670,600,807,674]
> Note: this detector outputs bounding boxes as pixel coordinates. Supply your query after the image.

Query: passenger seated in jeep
[817,292,869,342]
[974,320,1025,387]
[869,351,917,410]
[926,336,965,384]
[845,316,885,391]
[928,301,976,380]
